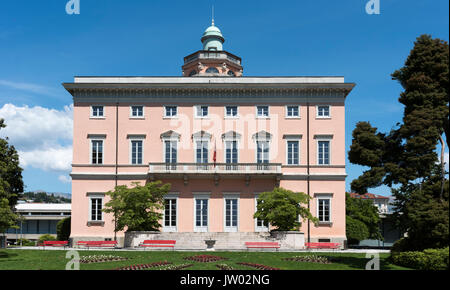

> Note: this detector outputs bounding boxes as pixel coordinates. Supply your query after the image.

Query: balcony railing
[184,51,241,65]
[149,163,281,174]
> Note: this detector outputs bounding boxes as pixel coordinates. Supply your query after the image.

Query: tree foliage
[103,181,171,232]
[349,35,449,193]
[57,217,71,241]
[392,168,449,251]
[0,198,19,233]
[0,119,24,207]
[348,35,449,251]
[346,216,369,245]
[345,193,381,242]
[253,187,317,231]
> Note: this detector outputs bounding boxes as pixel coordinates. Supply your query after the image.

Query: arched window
[189,70,198,77]
[227,70,236,76]
[205,67,219,74]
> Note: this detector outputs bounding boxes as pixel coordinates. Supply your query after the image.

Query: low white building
[6,203,71,242]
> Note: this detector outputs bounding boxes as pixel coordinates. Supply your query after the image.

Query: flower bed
[236,262,279,270]
[116,261,172,270]
[79,255,129,264]
[156,263,194,270]
[283,255,333,264]
[216,264,235,270]
[183,255,228,263]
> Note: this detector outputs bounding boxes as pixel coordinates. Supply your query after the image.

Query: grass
[0,249,410,270]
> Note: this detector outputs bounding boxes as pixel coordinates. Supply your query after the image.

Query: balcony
[149,163,281,175]
[184,51,242,66]
[149,163,282,185]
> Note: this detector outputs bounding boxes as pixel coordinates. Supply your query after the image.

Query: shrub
[57,217,71,241]
[254,187,317,231]
[17,238,35,246]
[391,247,449,270]
[346,216,369,245]
[37,234,56,245]
[391,237,411,253]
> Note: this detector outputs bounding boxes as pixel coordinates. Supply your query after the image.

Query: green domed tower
[182,20,243,77]
[201,21,225,51]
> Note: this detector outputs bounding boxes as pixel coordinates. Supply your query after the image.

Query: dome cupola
[201,21,225,51]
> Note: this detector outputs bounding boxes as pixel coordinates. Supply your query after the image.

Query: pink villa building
[64,21,355,248]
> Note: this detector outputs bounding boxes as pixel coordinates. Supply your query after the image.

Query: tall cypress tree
[348,35,449,250]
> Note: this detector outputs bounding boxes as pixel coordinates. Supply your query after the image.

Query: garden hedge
[390,247,449,270]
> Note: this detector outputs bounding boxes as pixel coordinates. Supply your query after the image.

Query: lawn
[0,249,410,270]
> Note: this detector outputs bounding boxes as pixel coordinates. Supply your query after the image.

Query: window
[206,67,219,74]
[165,106,178,117]
[225,106,238,117]
[90,198,103,221]
[164,140,177,169]
[91,106,104,117]
[189,70,198,77]
[225,141,238,170]
[318,198,331,222]
[196,140,209,169]
[257,141,269,163]
[256,105,269,118]
[130,106,144,117]
[287,140,299,165]
[224,197,238,232]
[194,197,209,232]
[227,70,236,76]
[318,140,330,165]
[130,140,143,165]
[164,198,177,229]
[256,141,270,169]
[317,105,330,118]
[195,105,209,118]
[286,105,300,118]
[91,140,103,164]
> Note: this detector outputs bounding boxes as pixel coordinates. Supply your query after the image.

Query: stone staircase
[124,231,304,250]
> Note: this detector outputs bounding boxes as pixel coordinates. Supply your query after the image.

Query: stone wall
[124,231,305,250]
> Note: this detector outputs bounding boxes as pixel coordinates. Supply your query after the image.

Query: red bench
[138,240,176,249]
[305,242,340,250]
[245,242,280,251]
[42,241,68,249]
[77,241,118,250]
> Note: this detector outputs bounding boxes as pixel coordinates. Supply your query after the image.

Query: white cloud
[0,103,73,174]
[0,103,73,150]
[18,146,73,172]
[58,174,72,184]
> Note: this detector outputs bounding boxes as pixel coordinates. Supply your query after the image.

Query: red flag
[213,139,217,167]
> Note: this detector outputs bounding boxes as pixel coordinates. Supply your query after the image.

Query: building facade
[65,22,355,247]
[6,203,71,243]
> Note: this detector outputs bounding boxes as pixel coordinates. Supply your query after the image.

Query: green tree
[0,119,24,207]
[0,198,19,234]
[253,187,317,231]
[57,217,71,241]
[393,167,449,251]
[349,35,449,193]
[348,35,449,251]
[346,216,369,245]
[345,193,381,244]
[103,181,171,233]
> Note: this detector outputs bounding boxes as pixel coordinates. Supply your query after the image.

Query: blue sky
[0,0,448,195]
